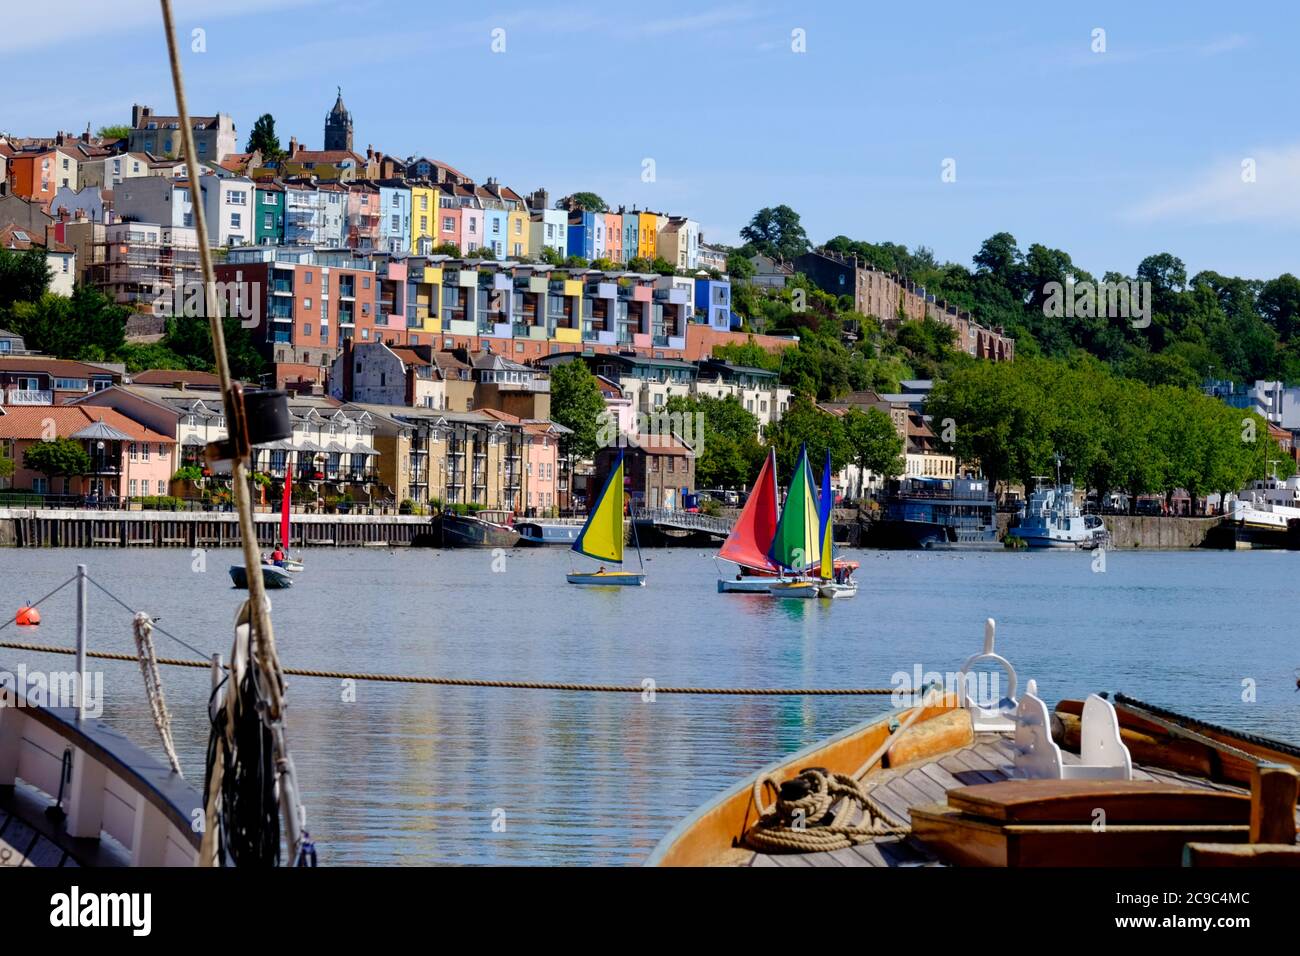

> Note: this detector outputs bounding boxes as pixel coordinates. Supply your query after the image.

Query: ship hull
[436,513,521,548]
[868,518,1001,551]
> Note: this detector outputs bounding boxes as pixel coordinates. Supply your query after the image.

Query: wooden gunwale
[646,702,955,867]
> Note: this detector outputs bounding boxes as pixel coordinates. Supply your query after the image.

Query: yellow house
[507,206,530,259]
[551,275,584,344]
[410,183,439,255]
[415,263,443,335]
[637,211,658,260]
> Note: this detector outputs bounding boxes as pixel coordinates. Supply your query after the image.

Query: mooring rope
[132,613,183,776]
[0,639,897,695]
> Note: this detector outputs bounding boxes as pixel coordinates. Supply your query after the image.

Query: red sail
[717,449,780,572]
[280,477,292,550]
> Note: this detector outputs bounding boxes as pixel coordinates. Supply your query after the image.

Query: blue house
[694,278,732,330]
[567,211,596,260]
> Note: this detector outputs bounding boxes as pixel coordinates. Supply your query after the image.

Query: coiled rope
[745,768,910,853]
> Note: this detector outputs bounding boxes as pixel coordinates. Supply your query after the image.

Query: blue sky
[5,1,1298,279]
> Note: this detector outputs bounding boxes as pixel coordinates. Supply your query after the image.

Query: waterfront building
[693,359,791,433]
[77,151,151,190]
[0,403,174,499]
[114,175,254,247]
[593,432,695,510]
[330,340,445,409]
[471,352,550,419]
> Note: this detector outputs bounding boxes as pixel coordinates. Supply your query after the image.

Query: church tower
[324,87,353,152]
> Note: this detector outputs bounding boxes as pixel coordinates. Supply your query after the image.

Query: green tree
[96,124,131,140]
[431,242,462,257]
[0,247,52,316]
[664,395,764,488]
[246,113,285,161]
[0,450,14,482]
[549,360,606,460]
[726,252,755,280]
[764,396,850,477]
[650,256,675,276]
[162,315,265,382]
[563,192,608,212]
[842,407,904,486]
[10,287,127,360]
[23,438,92,487]
[740,205,809,262]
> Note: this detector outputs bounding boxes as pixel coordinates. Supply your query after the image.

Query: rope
[132,613,183,777]
[745,768,910,853]
[0,640,897,694]
[0,575,77,632]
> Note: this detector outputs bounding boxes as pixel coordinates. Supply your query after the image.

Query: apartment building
[128,105,237,163]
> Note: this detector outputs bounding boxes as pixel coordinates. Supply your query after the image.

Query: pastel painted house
[378,182,412,254]
[0,404,175,499]
[529,208,567,258]
[253,182,284,245]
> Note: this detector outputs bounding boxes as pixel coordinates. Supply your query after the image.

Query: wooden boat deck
[747,733,1296,867]
[0,781,113,867]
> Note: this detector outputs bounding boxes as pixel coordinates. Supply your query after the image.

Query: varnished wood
[1184,842,1300,867]
[1250,763,1299,845]
[947,780,1251,825]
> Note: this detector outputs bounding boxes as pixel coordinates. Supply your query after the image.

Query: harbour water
[2,546,1298,865]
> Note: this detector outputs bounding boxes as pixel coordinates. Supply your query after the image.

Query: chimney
[366,145,374,160]
[289,136,298,157]
[174,380,188,391]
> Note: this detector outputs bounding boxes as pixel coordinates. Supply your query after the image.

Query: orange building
[7,148,79,210]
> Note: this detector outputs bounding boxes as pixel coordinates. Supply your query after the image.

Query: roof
[628,433,694,456]
[0,356,117,379]
[389,348,430,368]
[131,369,224,388]
[0,405,174,443]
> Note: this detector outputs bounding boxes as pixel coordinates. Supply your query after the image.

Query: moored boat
[515,517,587,546]
[764,444,823,598]
[868,475,1001,550]
[436,508,521,548]
[648,621,1300,868]
[1216,472,1300,549]
[230,563,294,589]
[1015,480,1108,550]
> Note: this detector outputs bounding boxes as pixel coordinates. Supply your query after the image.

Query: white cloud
[1128,145,1300,225]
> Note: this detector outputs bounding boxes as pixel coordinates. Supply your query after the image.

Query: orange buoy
[15,606,40,626]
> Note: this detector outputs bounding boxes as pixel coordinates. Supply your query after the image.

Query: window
[129,443,138,461]
[492,219,500,234]
[420,216,428,232]
[304,298,313,309]
[230,212,242,229]
[157,480,166,495]
[515,219,522,235]
[304,271,313,284]
[227,191,247,205]
[443,216,454,231]
[129,479,138,496]
[183,212,193,228]
[391,214,401,232]
[53,378,87,392]
[420,195,428,210]
[264,213,274,229]
[304,323,313,336]
[468,219,477,234]
[263,192,276,204]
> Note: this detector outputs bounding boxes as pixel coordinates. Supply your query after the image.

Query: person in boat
[598,565,607,575]
[270,546,286,567]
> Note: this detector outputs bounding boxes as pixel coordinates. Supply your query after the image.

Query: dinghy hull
[566,571,646,587]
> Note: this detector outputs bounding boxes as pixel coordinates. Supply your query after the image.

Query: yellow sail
[572,452,625,564]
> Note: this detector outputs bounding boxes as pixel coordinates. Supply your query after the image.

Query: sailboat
[276,478,303,572]
[815,449,857,598]
[767,444,822,598]
[716,449,781,593]
[566,450,646,586]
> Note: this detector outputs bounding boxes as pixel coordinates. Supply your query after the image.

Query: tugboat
[1015,481,1108,549]
[868,474,1000,550]
[1012,455,1108,550]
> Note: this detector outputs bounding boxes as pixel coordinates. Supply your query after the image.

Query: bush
[132,495,183,510]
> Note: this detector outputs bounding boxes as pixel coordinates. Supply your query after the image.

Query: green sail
[769,446,821,572]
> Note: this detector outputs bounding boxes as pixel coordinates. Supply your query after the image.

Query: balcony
[2,389,54,405]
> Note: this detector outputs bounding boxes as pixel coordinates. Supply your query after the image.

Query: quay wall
[995,513,1220,549]
[0,508,434,548]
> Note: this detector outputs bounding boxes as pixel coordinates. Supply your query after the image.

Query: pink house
[524,421,560,515]
[603,213,623,262]
[0,405,175,501]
